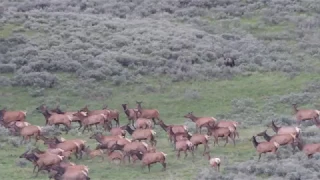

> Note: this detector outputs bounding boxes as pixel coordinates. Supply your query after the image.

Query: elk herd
[0,102,319,179]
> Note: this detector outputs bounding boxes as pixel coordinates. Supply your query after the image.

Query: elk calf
[204,152,221,172]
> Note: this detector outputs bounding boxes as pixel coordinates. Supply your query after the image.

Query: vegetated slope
[1,0,320,87]
[1,0,320,180]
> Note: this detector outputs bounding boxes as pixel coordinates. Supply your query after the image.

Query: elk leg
[203,143,208,155]
[229,134,236,147]
[177,150,180,159]
[162,162,166,171]
[184,150,188,159]
[95,124,98,130]
[20,136,25,145]
[215,137,220,146]
[224,136,228,147]
[152,118,156,126]
[291,143,296,154]
[78,122,82,130]
[82,126,86,134]
[148,164,151,172]
[32,164,38,173]
[258,153,262,161]
[236,131,240,138]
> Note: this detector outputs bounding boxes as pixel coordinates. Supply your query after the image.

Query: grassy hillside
[1,0,320,180]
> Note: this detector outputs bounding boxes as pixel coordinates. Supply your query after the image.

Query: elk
[207,123,236,147]
[36,105,73,134]
[136,101,161,125]
[256,129,297,152]
[50,163,90,180]
[174,140,194,160]
[121,104,140,126]
[72,111,107,133]
[133,110,153,129]
[34,152,65,177]
[105,150,124,164]
[204,152,221,172]
[44,137,85,160]
[14,124,42,145]
[183,112,216,134]
[129,150,167,172]
[32,147,64,156]
[89,133,125,147]
[251,136,280,161]
[83,146,104,161]
[190,134,210,155]
[268,120,301,138]
[292,104,320,126]
[157,119,188,143]
[296,138,320,158]
[51,105,83,129]
[110,141,149,164]
[7,121,31,135]
[214,120,240,138]
[131,128,157,146]
[0,107,27,126]
[79,105,114,126]
[102,104,120,127]
[105,123,127,137]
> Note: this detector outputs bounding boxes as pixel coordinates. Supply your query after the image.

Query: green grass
[0,23,37,38]
[0,72,318,179]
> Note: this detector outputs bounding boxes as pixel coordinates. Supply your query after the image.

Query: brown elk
[251,136,280,161]
[36,105,73,133]
[83,146,104,161]
[0,107,27,126]
[50,163,90,180]
[89,133,126,147]
[72,111,107,133]
[129,150,167,172]
[131,128,157,146]
[121,104,140,126]
[268,120,301,138]
[102,104,120,127]
[296,138,320,158]
[13,124,42,144]
[136,101,161,125]
[183,112,216,134]
[79,105,116,127]
[256,129,297,152]
[174,140,194,160]
[110,141,149,164]
[105,150,124,164]
[214,120,240,138]
[157,119,188,143]
[190,134,210,155]
[207,123,236,147]
[133,110,153,129]
[292,104,320,126]
[34,152,65,177]
[204,152,221,172]
[105,123,127,137]
[51,105,83,129]
[43,137,85,160]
